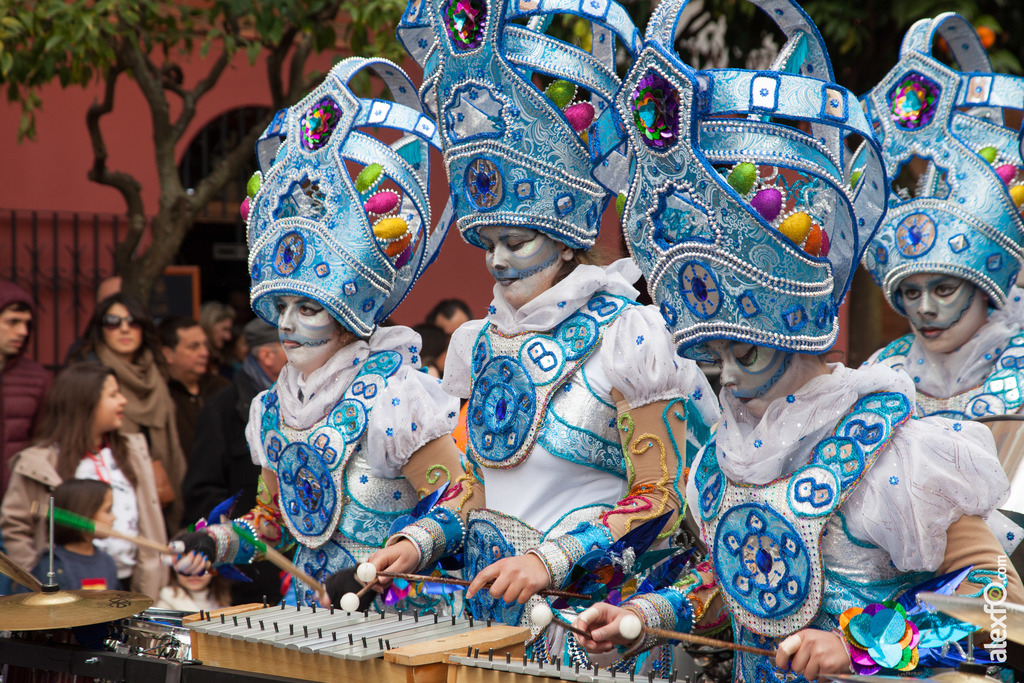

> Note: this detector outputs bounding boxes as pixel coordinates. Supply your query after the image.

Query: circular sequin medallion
[273,231,306,275]
[714,504,810,619]
[466,157,503,210]
[469,357,536,466]
[679,261,721,319]
[894,213,936,258]
[278,442,336,537]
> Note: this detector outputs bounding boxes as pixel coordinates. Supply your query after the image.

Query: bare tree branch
[170,49,230,141]
[85,55,147,260]
[190,111,275,208]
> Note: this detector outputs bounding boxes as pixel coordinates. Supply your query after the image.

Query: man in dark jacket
[182,317,286,604]
[0,280,50,498]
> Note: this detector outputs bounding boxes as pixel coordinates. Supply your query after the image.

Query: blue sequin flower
[392,398,401,406]
[889,476,899,485]
[386,427,394,436]
[393,490,402,500]
[488,305,496,315]
[953,422,962,431]
[786,395,795,403]
[636,335,645,345]
[754,440,762,448]
[360,475,369,484]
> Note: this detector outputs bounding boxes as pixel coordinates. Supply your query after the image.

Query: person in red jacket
[0,279,50,498]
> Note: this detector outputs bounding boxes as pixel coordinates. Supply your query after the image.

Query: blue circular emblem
[273,231,306,275]
[714,505,810,618]
[894,213,936,258]
[278,442,336,537]
[468,357,536,465]
[679,262,721,319]
[466,157,503,210]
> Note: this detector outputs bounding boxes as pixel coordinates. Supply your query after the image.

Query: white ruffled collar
[487,258,642,334]
[717,362,916,485]
[275,325,420,430]
[906,286,1024,397]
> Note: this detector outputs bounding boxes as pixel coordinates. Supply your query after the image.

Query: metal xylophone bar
[447,653,697,683]
[187,604,531,683]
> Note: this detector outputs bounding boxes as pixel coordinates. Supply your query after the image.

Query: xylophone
[185,604,530,683]
[446,648,703,683]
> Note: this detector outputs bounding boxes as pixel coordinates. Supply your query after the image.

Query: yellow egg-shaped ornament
[778,212,813,245]
[1009,185,1024,208]
[373,216,409,241]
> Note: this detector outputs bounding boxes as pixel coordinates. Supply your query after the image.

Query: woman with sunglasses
[70,294,183,533]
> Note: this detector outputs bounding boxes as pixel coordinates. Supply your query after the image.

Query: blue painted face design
[708,340,792,401]
[478,226,569,309]
[276,295,345,375]
[897,273,988,354]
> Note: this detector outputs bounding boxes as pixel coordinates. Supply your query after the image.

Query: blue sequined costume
[600,0,1017,679]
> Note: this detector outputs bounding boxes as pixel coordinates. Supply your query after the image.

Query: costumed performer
[572,1,1024,680]
[859,13,1024,518]
[359,0,720,663]
[173,57,479,609]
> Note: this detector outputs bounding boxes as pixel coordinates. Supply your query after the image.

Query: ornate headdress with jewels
[861,14,1024,314]
[244,58,452,338]
[396,0,641,250]
[594,0,887,361]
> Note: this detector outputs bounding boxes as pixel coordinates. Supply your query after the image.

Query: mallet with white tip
[339,563,380,613]
[618,614,775,657]
[530,603,591,638]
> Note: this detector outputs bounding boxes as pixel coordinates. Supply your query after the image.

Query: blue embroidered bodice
[466,292,634,476]
[695,393,918,681]
[873,333,1024,419]
[259,350,418,602]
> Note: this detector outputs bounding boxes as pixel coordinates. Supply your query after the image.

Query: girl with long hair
[73,293,183,532]
[1,363,168,598]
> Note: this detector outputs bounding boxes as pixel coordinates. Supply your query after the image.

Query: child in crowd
[156,568,231,613]
[30,479,120,592]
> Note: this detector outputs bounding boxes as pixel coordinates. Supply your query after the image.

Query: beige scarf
[95,345,185,533]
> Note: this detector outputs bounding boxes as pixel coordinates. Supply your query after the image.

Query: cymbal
[0,550,42,592]
[0,589,153,630]
[918,591,1024,646]
[830,674,1001,683]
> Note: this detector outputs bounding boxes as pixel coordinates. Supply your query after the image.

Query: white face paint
[708,340,792,403]
[898,274,989,354]
[276,295,346,376]
[478,226,572,310]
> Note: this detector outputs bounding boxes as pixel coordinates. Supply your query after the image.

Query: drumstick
[51,506,178,555]
[378,570,589,600]
[619,614,775,657]
[233,525,326,597]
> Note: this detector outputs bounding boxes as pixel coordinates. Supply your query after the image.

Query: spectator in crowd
[28,479,121,591]
[424,298,471,335]
[412,323,448,377]
[181,317,287,605]
[155,566,231,612]
[158,316,229,460]
[0,279,50,499]
[70,294,185,533]
[199,301,236,379]
[1,363,168,599]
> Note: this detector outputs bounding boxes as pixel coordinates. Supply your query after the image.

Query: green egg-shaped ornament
[356,163,384,193]
[727,162,757,195]
[247,172,261,198]
[616,193,626,217]
[979,146,998,164]
[546,80,576,110]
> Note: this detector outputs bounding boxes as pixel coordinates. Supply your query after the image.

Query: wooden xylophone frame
[185,603,531,683]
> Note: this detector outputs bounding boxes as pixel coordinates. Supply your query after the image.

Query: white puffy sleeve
[364,366,460,478]
[246,389,270,468]
[600,305,718,416]
[842,417,1009,572]
[441,319,487,400]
